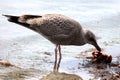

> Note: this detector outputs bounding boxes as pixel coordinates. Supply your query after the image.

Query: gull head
[84,29,101,52]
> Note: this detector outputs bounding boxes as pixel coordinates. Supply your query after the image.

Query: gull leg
[57,45,62,72]
[53,45,58,72]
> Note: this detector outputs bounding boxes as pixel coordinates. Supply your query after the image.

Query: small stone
[40,72,83,80]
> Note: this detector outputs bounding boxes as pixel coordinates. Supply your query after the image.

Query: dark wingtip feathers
[2,14,13,18]
[2,14,19,22]
[2,14,10,17]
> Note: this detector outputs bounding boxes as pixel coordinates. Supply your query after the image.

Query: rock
[40,72,83,80]
[0,61,14,67]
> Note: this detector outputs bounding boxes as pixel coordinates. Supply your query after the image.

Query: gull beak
[92,41,101,52]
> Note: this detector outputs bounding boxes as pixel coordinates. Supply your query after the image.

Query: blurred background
[0,0,120,80]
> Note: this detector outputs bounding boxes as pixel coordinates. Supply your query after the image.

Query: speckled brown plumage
[3,14,101,72]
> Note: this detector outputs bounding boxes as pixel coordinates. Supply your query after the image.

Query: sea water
[0,0,120,80]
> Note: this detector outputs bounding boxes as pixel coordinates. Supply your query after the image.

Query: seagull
[3,14,101,72]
